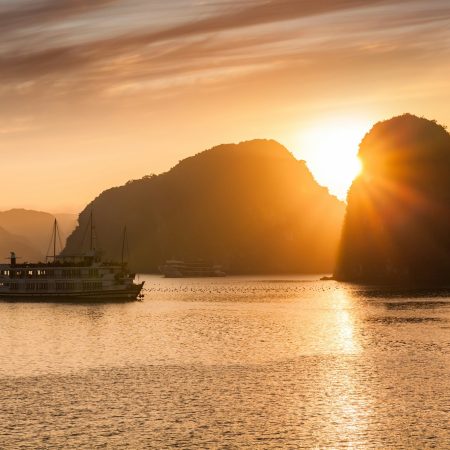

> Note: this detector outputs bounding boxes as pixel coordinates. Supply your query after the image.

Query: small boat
[0,214,144,301]
[159,260,226,278]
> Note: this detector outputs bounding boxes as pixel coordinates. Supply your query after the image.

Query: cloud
[0,0,117,34]
[0,0,448,97]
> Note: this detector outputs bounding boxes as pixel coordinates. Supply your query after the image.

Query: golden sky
[1,0,449,212]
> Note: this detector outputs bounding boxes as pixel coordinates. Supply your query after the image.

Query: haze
[1,0,449,211]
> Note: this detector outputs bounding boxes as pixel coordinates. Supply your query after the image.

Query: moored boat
[0,216,144,301]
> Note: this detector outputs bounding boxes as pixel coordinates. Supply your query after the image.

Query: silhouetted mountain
[64,139,345,273]
[0,226,42,263]
[0,209,77,260]
[335,114,450,284]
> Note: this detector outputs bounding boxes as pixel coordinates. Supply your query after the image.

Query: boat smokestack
[10,252,16,266]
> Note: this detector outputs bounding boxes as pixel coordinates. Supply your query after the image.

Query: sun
[294,117,370,200]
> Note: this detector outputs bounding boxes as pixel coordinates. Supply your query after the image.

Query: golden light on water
[332,289,361,355]
[295,117,371,200]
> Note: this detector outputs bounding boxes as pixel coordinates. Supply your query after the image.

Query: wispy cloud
[0,0,117,34]
[0,0,449,98]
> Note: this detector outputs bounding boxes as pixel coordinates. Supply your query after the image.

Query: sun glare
[295,117,370,200]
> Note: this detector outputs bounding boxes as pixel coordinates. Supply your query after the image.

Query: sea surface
[0,275,449,449]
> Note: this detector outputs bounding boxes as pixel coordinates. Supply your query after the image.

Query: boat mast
[46,218,62,262]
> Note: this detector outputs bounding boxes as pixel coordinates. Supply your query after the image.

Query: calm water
[0,275,449,449]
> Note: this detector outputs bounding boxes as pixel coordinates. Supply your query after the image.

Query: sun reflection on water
[332,289,361,355]
[308,288,372,446]
[294,286,362,356]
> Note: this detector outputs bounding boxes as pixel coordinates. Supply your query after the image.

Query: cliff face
[64,139,345,273]
[335,114,450,284]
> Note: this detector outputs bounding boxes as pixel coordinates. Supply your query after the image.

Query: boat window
[82,281,102,290]
[56,282,76,290]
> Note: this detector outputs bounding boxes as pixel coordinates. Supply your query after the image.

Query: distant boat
[159,260,226,278]
[0,214,144,301]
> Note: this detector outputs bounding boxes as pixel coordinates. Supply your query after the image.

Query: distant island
[335,114,450,284]
[0,209,77,262]
[64,139,345,274]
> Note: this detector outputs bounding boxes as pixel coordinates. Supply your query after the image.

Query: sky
[1,0,449,212]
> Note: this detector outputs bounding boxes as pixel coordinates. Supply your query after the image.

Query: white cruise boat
[0,217,144,301]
